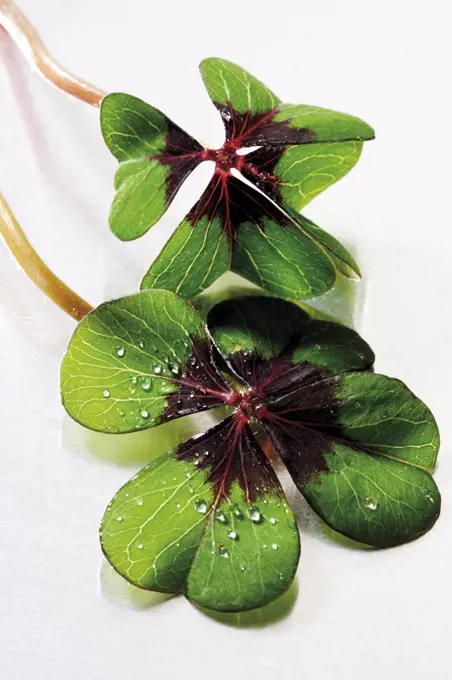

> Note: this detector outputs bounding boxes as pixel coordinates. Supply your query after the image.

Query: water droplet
[278,572,284,581]
[136,498,143,506]
[140,408,150,419]
[168,361,180,375]
[271,543,279,551]
[131,375,138,385]
[115,515,123,522]
[218,545,229,558]
[239,565,247,572]
[136,542,143,550]
[228,530,238,540]
[262,544,267,549]
[160,383,174,395]
[215,510,227,523]
[270,517,277,525]
[194,500,207,514]
[248,506,263,523]
[231,503,243,519]
[102,389,110,398]
[176,503,181,509]
[141,377,152,392]
[117,408,125,417]
[424,489,435,503]
[154,365,162,375]
[138,339,145,349]
[116,346,126,358]
[365,496,378,510]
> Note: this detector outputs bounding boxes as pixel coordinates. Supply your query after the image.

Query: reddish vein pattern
[162,336,344,495]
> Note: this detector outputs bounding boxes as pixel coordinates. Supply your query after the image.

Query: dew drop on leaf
[270,517,277,525]
[215,510,227,523]
[136,498,143,506]
[364,496,378,510]
[239,565,247,572]
[424,489,435,503]
[168,361,180,375]
[194,500,207,514]
[154,365,162,375]
[248,506,263,523]
[218,545,229,558]
[271,543,279,551]
[115,515,123,522]
[140,408,150,419]
[116,346,126,358]
[228,530,238,540]
[141,378,152,392]
[136,543,143,550]
[231,503,243,519]
[102,389,111,399]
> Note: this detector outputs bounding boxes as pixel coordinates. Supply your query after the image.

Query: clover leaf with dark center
[101,58,374,300]
[60,291,440,612]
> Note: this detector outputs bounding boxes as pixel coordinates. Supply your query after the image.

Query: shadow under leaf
[62,408,230,468]
[196,579,299,628]
[99,561,175,610]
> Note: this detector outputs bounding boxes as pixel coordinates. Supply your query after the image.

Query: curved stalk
[0,194,93,321]
[0,0,105,106]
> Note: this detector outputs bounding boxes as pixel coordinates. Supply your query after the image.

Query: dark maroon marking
[151,120,205,204]
[176,416,280,502]
[258,362,342,485]
[203,350,344,486]
[157,331,355,490]
[262,420,331,486]
[158,338,238,424]
[187,173,293,245]
[241,146,285,203]
[214,102,317,148]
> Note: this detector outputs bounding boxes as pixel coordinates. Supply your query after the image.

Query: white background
[1,1,451,678]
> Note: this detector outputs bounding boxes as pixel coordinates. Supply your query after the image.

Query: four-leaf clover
[61,291,440,612]
[100,58,374,300]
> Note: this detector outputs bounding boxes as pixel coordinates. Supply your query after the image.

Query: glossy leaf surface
[61,290,232,433]
[101,417,300,611]
[101,59,374,299]
[200,58,374,146]
[262,371,440,547]
[208,296,374,377]
[142,174,345,300]
[101,93,204,240]
[242,141,364,211]
[141,214,230,298]
[60,292,441,611]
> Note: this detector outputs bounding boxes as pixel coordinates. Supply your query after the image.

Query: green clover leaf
[61,292,439,612]
[101,58,374,300]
